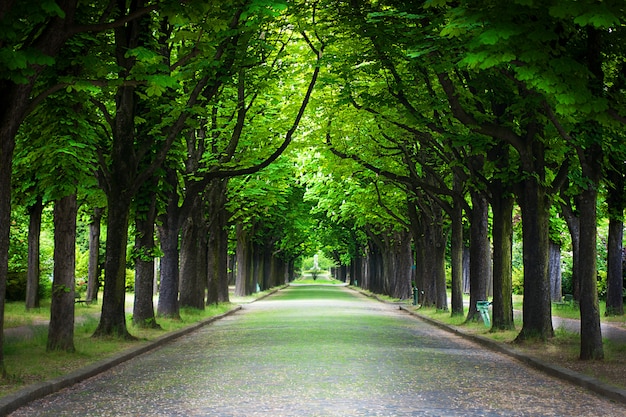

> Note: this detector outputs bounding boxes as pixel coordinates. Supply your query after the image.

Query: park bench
[74,294,87,305]
[553,294,574,309]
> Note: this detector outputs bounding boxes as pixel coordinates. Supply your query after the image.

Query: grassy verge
[0,289,275,398]
[408,304,626,390]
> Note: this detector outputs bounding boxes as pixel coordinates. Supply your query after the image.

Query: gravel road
[9,286,626,416]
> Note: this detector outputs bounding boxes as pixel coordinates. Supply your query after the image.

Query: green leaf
[41,0,66,18]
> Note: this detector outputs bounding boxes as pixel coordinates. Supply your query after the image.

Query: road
[9,285,626,416]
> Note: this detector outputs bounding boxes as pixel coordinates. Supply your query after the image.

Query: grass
[0,289,273,398]
[408,301,626,390]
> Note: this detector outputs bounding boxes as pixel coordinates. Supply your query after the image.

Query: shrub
[512,268,524,295]
[125,268,135,292]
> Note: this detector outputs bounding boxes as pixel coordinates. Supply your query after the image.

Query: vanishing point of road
[9,285,626,416]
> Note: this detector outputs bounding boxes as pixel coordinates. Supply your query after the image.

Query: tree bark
[86,207,102,303]
[390,230,413,300]
[235,223,251,296]
[157,169,183,319]
[133,186,159,328]
[466,190,490,323]
[157,220,181,318]
[578,141,604,360]
[605,154,625,316]
[560,194,581,301]
[549,241,562,302]
[179,202,207,310]
[93,190,133,338]
[26,197,44,309]
[450,181,464,316]
[606,218,624,316]
[47,194,77,352]
[206,179,230,303]
[516,177,554,341]
[491,191,514,331]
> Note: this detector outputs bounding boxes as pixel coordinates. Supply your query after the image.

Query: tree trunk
[133,186,159,328]
[179,204,207,310]
[157,169,182,319]
[450,191,464,316]
[207,213,229,304]
[466,191,490,323]
[560,195,581,302]
[606,218,624,316]
[26,197,44,309]
[86,207,102,303]
[578,143,604,360]
[605,155,625,316]
[206,178,230,304]
[491,192,514,331]
[47,194,77,352]
[516,177,554,341]
[157,221,181,318]
[93,191,133,339]
[390,230,413,300]
[235,223,250,297]
[549,241,562,302]
[0,87,25,371]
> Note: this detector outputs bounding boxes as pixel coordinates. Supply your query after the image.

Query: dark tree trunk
[206,179,230,303]
[578,29,604,360]
[367,237,385,295]
[251,244,262,292]
[235,223,251,296]
[338,264,348,284]
[207,211,229,304]
[157,221,181,318]
[94,7,144,339]
[179,200,208,310]
[578,142,604,360]
[491,192,514,331]
[431,211,448,311]
[94,190,133,338]
[390,231,412,300]
[157,169,183,319]
[466,191,490,323]
[413,231,427,304]
[0,115,15,372]
[560,195,581,302]
[262,246,272,291]
[605,155,625,316]
[462,247,470,294]
[47,194,77,352]
[352,255,363,286]
[86,207,102,303]
[606,218,624,316]
[487,141,514,330]
[516,177,554,341]
[549,241,562,302]
[133,185,159,328]
[450,184,464,316]
[26,197,44,309]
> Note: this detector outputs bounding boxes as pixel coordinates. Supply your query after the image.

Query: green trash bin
[476,301,492,328]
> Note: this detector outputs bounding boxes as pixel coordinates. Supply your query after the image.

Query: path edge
[0,305,244,416]
[349,285,626,406]
[398,305,626,406]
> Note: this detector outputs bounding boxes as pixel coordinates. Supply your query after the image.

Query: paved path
[9,286,626,416]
